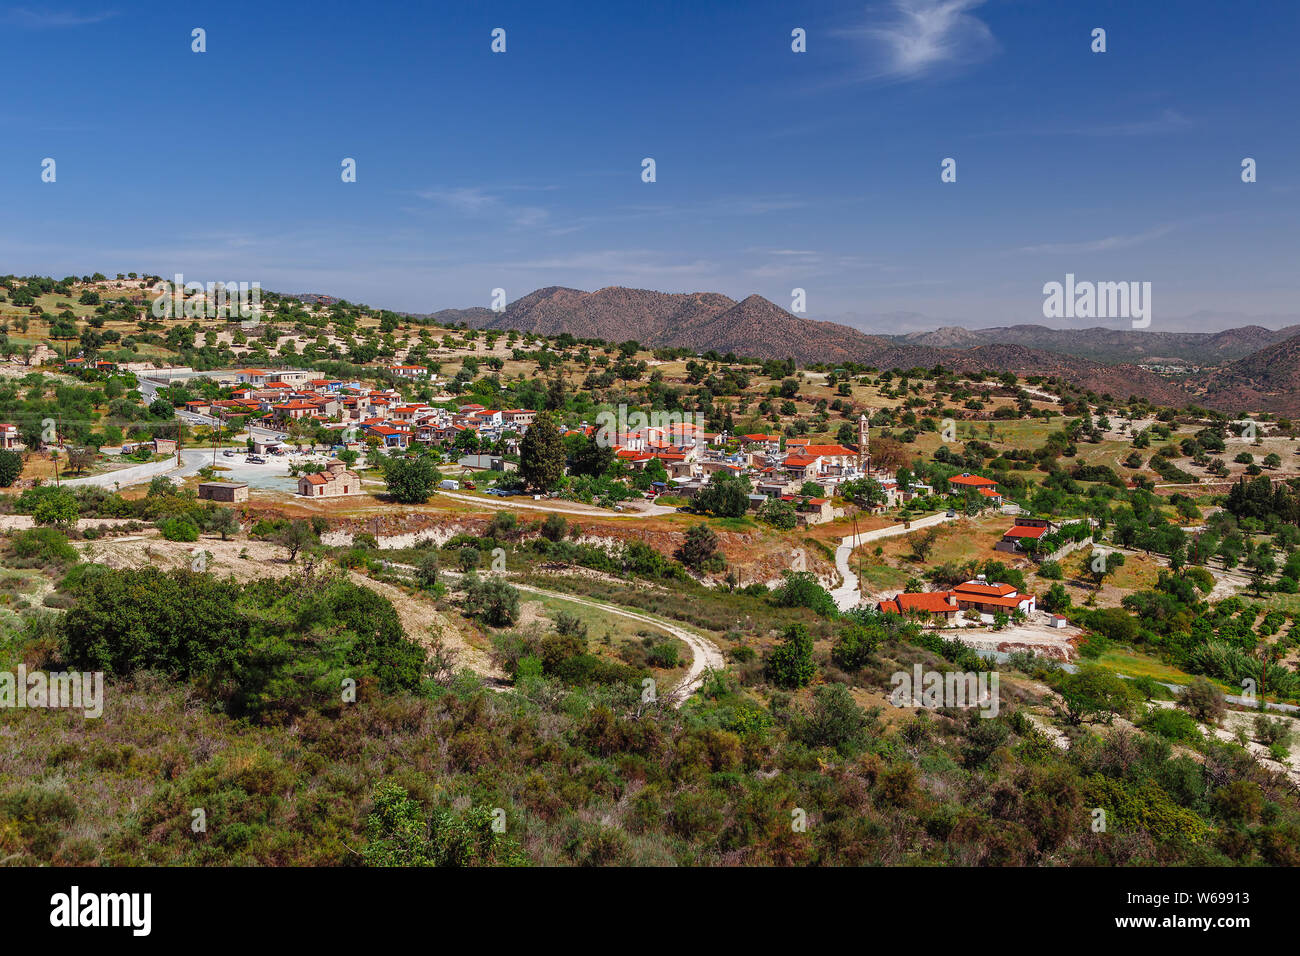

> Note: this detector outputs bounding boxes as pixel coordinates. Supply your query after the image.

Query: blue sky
[3,0,1297,331]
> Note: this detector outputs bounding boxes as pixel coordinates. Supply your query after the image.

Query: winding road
[380,561,723,704]
[830,511,958,612]
[63,448,215,489]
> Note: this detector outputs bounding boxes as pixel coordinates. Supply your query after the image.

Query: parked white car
[439,479,460,491]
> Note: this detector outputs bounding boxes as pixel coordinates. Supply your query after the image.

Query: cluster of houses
[192,370,538,459]
[878,576,1038,625]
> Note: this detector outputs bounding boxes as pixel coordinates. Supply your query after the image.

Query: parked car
[464,481,476,490]
[222,450,234,457]
[946,509,956,518]
[438,479,460,491]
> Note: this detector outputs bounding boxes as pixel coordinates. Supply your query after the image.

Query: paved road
[63,448,214,489]
[831,511,957,611]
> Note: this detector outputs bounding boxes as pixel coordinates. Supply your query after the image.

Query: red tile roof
[952,581,1017,597]
[1004,525,1047,539]
[788,443,855,456]
[882,592,959,614]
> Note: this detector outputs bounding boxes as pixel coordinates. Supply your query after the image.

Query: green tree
[540,513,568,542]
[569,434,614,478]
[694,472,749,518]
[1179,677,1226,724]
[1052,664,1136,726]
[277,519,318,561]
[757,497,797,530]
[831,622,881,671]
[383,455,441,504]
[209,507,241,541]
[464,575,520,627]
[415,550,440,589]
[0,448,22,487]
[32,490,79,528]
[1042,582,1070,614]
[674,523,723,571]
[518,411,565,491]
[790,683,869,754]
[766,622,815,689]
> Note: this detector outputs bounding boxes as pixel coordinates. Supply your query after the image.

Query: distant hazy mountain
[1200,332,1300,416]
[891,322,1300,365]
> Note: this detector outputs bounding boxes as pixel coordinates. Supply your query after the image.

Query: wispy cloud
[840,0,997,82]
[415,186,550,228]
[1072,109,1194,137]
[1017,223,1179,255]
[3,6,118,28]
[973,109,1196,140]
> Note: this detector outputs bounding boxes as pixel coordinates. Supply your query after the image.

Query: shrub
[456,546,480,572]
[10,528,78,565]
[0,448,22,487]
[766,623,815,689]
[1254,715,1293,748]
[158,516,199,542]
[464,576,519,627]
[831,623,880,671]
[756,498,797,530]
[540,513,567,542]
[415,550,440,588]
[1179,677,1226,725]
[1139,707,1203,743]
[790,683,868,754]
[646,642,680,668]
[674,523,722,572]
[771,571,837,619]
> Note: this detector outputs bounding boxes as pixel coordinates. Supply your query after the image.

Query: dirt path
[508,581,724,705]
[76,529,723,704]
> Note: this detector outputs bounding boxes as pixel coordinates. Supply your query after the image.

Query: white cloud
[415,186,549,228]
[844,0,997,81]
[3,6,118,28]
[1017,224,1178,255]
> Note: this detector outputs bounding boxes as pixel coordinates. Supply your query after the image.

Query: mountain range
[426,286,1196,406]
[892,322,1300,366]
[331,284,1300,414]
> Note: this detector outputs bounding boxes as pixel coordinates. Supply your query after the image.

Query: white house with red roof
[948,473,998,491]
[879,577,1035,624]
[996,517,1054,553]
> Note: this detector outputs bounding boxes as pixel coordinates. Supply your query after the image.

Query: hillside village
[3,273,1300,868]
